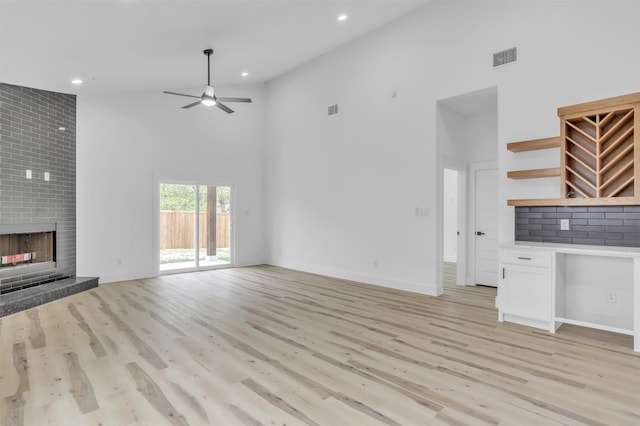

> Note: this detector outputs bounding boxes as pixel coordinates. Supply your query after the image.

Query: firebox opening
[0,231,56,268]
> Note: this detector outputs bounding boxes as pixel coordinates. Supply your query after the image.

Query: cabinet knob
[476,231,485,236]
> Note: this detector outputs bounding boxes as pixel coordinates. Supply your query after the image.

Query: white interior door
[474,168,498,286]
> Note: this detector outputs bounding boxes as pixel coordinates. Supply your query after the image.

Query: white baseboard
[95,269,154,284]
[271,261,439,296]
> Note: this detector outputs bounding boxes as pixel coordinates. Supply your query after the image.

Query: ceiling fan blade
[182,100,202,109]
[163,91,200,99]
[216,97,252,103]
[215,102,234,114]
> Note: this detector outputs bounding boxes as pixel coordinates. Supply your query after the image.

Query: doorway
[436,86,498,293]
[158,182,232,273]
[443,167,464,286]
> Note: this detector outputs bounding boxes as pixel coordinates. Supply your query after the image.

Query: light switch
[44,172,50,181]
[26,169,32,179]
[560,219,570,230]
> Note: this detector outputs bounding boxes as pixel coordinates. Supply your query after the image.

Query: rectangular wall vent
[328,104,338,116]
[493,47,517,67]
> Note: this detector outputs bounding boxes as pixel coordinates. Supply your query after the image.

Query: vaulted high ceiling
[0,0,431,95]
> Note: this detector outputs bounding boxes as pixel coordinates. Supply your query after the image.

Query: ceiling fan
[163,49,251,114]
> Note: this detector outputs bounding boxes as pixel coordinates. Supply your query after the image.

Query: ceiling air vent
[493,47,517,67]
[328,104,338,116]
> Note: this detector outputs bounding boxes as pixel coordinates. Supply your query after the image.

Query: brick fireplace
[0,83,97,315]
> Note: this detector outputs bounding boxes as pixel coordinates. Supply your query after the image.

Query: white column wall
[265,1,640,295]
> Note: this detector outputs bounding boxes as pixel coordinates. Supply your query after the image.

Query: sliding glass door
[159,183,231,273]
[199,185,231,268]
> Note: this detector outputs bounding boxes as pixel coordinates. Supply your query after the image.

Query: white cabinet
[499,248,554,331]
[499,242,640,352]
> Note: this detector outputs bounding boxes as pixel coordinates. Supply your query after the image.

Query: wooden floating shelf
[557,92,640,117]
[507,136,561,152]
[507,167,561,180]
[508,197,636,207]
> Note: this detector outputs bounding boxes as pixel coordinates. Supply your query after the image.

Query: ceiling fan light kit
[163,48,252,114]
[201,86,216,106]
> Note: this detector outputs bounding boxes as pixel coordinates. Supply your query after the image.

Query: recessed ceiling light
[241,72,249,77]
[71,79,83,85]
[338,14,348,22]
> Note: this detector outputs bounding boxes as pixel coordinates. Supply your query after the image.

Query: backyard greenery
[160,184,230,212]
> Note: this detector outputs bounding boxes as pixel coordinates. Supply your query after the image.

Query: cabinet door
[501,265,551,322]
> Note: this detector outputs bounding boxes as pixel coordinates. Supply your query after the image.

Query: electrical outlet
[560,219,570,230]
[607,291,617,303]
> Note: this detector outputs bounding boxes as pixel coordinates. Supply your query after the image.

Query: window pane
[199,186,231,267]
[159,183,197,271]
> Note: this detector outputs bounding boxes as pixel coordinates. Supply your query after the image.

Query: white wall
[265,1,640,295]
[562,254,634,330]
[77,84,266,283]
[436,104,469,162]
[467,112,498,164]
[443,169,458,262]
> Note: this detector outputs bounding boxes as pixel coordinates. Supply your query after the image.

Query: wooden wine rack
[508,92,640,206]
[562,106,636,199]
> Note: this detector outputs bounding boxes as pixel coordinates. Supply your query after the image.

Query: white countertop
[501,241,640,257]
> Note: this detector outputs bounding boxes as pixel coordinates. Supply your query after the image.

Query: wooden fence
[160,211,230,249]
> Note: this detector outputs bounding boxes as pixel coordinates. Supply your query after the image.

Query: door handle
[476,231,485,236]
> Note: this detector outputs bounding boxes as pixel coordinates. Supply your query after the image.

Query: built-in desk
[499,242,640,352]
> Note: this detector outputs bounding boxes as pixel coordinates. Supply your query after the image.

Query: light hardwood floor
[1,265,639,425]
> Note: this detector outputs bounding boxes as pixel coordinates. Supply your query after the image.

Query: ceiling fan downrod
[204,48,213,87]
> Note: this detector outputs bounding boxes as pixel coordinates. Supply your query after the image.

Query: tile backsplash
[515,205,640,247]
